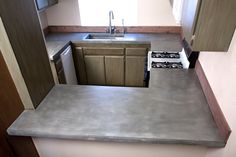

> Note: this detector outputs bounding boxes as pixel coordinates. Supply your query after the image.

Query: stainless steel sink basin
[84,33,124,40]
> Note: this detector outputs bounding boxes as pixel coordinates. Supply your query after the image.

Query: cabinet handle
[190,35,196,46]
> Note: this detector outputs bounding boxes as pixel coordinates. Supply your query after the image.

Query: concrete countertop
[45,33,183,61]
[7,69,224,147]
[46,41,70,60]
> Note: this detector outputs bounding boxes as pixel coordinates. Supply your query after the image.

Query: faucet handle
[122,19,125,26]
[105,27,109,33]
[111,26,116,34]
[122,19,125,34]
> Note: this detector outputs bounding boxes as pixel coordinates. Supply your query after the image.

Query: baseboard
[195,60,231,143]
[47,26,182,34]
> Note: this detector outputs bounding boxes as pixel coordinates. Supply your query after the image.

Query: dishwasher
[60,46,78,85]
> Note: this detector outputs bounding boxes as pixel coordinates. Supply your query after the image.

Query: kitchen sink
[84,33,125,40]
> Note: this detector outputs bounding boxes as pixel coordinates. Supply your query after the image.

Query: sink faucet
[108,10,115,34]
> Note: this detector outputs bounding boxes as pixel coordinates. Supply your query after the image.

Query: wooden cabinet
[181,0,200,46]
[125,48,147,87]
[0,0,55,108]
[83,47,124,86]
[181,0,236,51]
[74,47,87,84]
[84,55,106,85]
[105,56,124,86]
[35,0,58,11]
[73,43,150,87]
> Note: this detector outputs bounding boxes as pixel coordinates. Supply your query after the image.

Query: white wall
[172,0,183,24]
[199,30,236,157]
[137,0,177,26]
[39,11,48,29]
[34,138,208,157]
[46,0,81,26]
[45,0,178,26]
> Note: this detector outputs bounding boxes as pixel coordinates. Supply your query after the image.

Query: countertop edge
[7,128,225,148]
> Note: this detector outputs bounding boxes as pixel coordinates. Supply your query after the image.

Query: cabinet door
[125,56,146,87]
[74,47,87,84]
[35,0,49,10]
[192,0,236,51]
[181,0,200,44]
[84,56,106,85]
[126,48,147,56]
[57,69,66,84]
[105,56,124,86]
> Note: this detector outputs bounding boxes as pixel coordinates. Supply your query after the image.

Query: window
[78,0,138,26]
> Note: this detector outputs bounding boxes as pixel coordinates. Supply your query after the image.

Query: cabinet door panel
[83,47,124,56]
[125,56,146,87]
[74,47,87,84]
[84,56,105,85]
[105,56,124,86]
[126,48,147,56]
[193,0,236,51]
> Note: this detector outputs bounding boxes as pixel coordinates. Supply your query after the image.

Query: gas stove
[147,50,189,71]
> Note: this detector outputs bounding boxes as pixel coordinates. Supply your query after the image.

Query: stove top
[152,61,183,69]
[151,51,180,59]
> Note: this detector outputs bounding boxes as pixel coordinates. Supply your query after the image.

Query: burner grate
[151,52,180,59]
[152,61,183,69]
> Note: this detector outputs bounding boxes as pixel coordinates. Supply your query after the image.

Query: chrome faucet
[108,10,115,34]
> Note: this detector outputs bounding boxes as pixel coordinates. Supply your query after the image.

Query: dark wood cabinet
[181,0,236,51]
[35,0,58,11]
[0,0,55,108]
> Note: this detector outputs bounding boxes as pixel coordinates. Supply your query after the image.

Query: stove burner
[152,61,183,69]
[151,52,180,59]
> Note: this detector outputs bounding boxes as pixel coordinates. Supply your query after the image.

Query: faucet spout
[109,10,114,34]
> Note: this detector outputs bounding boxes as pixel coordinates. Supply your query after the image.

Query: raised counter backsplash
[46,26,182,34]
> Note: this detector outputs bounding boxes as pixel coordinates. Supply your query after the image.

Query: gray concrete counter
[45,33,182,57]
[7,69,224,147]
